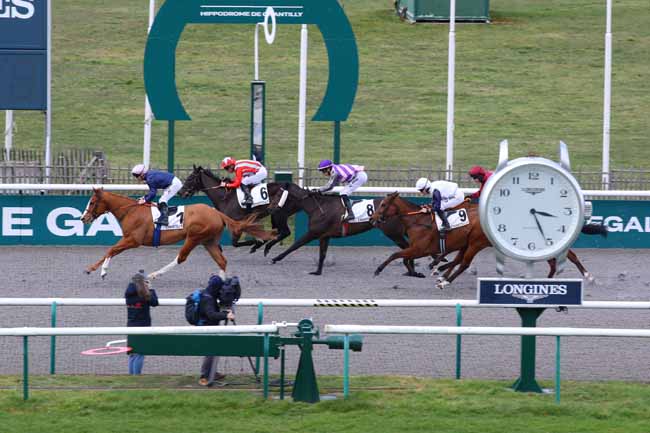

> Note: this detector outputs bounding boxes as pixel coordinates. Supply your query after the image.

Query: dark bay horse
[80,189,276,280]
[372,192,599,289]
[178,166,299,255]
[269,184,424,277]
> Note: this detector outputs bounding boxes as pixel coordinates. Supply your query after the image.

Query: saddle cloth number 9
[434,208,470,231]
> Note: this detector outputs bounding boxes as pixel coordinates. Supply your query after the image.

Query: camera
[217,276,241,308]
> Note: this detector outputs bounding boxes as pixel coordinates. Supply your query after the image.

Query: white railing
[1,183,650,198]
[2,297,650,309]
[0,324,278,337]
[324,324,650,338]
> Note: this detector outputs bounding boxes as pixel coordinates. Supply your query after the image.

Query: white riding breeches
[441,189,465,210]
[340,171,368,196]
[159,177,183,204]
[241,166,268,186]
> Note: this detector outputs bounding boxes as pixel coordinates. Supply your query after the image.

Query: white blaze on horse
[80,188,276,279]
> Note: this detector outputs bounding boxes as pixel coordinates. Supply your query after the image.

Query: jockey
[220,157,268,205]
[468,165,493,203]
[415,177,465,237]
[132,164,182,226]
[316,159,368,222]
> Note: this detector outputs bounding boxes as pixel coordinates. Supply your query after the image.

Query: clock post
[478,140,586,394]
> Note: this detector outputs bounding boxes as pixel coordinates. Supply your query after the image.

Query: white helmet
[131,164,147,177]
[415,177,431,193]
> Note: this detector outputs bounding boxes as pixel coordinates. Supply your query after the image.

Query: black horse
[269,183,425,277]
[178,166,300,255]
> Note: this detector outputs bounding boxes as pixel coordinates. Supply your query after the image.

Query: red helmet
[220,157,236,169]
[468,166,487,179]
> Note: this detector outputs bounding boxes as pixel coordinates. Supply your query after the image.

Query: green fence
[0,195,648,247]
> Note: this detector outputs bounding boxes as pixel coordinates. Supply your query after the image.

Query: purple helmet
[318,159,333,171]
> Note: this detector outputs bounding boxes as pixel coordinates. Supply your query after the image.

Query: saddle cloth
[236,183,270,208]
[150,205,185,230]
[434,208,470,231]
[347,199,375,223]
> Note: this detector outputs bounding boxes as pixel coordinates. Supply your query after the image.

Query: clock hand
[530,209,547,239]
[535,210,557,218]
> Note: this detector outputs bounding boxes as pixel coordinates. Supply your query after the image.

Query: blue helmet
[318,159,333,171]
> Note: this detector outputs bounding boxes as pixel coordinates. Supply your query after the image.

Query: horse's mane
[201,168,221,181]
[390,192,421,210]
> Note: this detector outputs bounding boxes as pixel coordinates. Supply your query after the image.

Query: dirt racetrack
[1,245,649,383]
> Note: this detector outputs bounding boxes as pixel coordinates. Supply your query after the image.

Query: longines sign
[478,278,583,307]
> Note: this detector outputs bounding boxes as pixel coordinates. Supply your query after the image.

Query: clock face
[480,159,584,261]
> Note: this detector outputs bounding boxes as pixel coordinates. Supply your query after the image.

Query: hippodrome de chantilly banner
[0,196,649,247]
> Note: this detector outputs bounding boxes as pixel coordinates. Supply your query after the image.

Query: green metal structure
[126,319,362,403]
[395,0,490,23]
[511,308,545,393]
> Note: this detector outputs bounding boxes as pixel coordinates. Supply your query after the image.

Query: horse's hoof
[436,280,449,290]
[101,274,106,280]
[585,272,596,284]
[413,272,426,279]
[432,269,440,277]
[270,259,278,265]
[428,262,435,270]
[84,270,91,275]
[263,249,271,257]
[147,273,157,280]
[374,269,381,277]
[309,271,322,276]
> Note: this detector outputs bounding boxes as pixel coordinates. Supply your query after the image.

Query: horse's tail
[581,223,608,237]
[219,212,277,241]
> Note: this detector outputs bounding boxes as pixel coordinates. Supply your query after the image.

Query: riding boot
[157,202,169,226]
[436,209,450,238]
[342,195,354,222]
[241,184,253,205]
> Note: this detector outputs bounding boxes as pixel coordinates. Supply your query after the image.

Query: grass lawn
[1,375,650,433]
[7,1,649,170]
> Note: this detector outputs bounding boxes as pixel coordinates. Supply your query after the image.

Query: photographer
[197,275,234,387]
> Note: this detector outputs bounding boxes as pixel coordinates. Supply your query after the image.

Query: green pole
[23,336,29,401]
[50,302,57,375]
[512,308,545,393]
[263,333,269,399]
[256,303,263,379]
[455,303,462,379]
[167,120,175,173]
[280,347,285,401]
[333,121,341,163]
[555,336,561,404]
[343,334,350,399]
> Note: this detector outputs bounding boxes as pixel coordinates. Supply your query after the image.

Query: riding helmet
[318,159,333,171]
[415,177,432,193]
[221,157,236,169]
[131,164,147,177]
[468,166,487,180]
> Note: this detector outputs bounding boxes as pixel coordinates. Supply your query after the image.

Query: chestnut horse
[80,189,276,280]
[372,192,595,289]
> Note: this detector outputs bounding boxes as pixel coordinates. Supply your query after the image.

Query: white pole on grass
[143,0,156,169]
[297,25,308,187]
[445,0,456,181]
[601,0,613,190]
[4,111,13,161]
[44,0,52,182]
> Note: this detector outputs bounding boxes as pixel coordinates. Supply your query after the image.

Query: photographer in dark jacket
[125,271,159,374]
[198,275,234,386]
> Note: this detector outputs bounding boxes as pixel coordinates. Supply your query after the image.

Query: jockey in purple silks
[316,160,368,222]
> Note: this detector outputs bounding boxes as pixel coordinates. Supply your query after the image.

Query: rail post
[455,303,462,379]
[343,334,350,399]
[23,336,29,400]
[50,301,57,374]
[256,302,264,379]
[555,336,561,404]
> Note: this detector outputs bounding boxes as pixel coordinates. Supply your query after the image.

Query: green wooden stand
[511,307,545,393]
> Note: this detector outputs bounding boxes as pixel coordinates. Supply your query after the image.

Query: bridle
[83,195,146,222]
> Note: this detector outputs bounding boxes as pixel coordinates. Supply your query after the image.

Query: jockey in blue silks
[316,160,368,222]
[132,164,182,226]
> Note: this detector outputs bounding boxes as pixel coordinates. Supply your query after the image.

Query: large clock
[479,141,585,264]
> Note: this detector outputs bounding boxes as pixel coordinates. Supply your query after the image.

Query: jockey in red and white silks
[220,157,268,204]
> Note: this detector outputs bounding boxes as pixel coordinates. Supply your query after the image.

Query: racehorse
[372,192,600,289]
[178,166,298,255]
[80,189,276,280]
[268,183,425,277]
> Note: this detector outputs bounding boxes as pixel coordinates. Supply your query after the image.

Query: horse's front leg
[85,238,139,279]
[374,246,427,277]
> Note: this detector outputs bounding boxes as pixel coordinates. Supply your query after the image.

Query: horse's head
[81,188,109,223]
[179,165,205,198]
[371,191,400,225]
